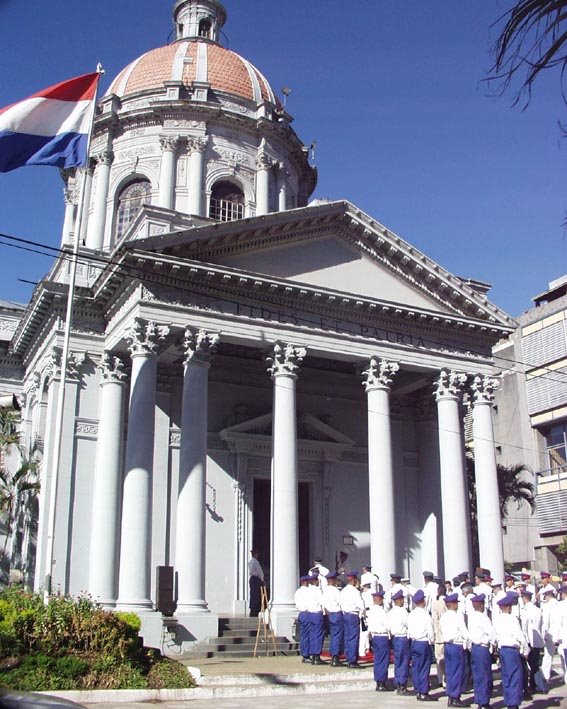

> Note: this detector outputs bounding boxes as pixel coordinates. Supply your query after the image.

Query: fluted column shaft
[117,320,168,610]
[78,163,94,245]
[278,164,288,212]
[434,370,471,579]
[267,343,305,609]
[188,138,206,216]
[176,329,218,613]
[471,375,504,580]
[89,353,126,606]
[256,153,272,216]
[61,189,76,247]
[87,151,113,250]
[362,357,399,582]
[158,137,178,210]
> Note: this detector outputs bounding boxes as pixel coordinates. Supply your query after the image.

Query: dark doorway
[252,478,311,588]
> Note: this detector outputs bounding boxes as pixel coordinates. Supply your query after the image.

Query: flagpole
[43,65,104,598]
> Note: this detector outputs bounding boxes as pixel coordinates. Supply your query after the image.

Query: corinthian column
[117,319,169,611]
[277,163,289,212]
[89,353,127,606]
[256,153,272,216]
[187,137,207,216]
[362,356,399,582]
[158,137,179,210]
[434,370,471,579]
[175,328,219,614]
[86,150,114,250]
[61,187,76,247]
[471,375,504,581]
[266,342,305,615]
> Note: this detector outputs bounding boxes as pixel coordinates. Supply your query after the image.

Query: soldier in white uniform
[520,589,545,693]
[422,571,439,613]
[520,572,536,598]
[309,556,329,589]
[552,584,567,685]
[360,564,380,593]
[541,586,559,682]
[491,580,506,619]
[537,571,557,604]
[385,572,408,611]
[367,590,391,691]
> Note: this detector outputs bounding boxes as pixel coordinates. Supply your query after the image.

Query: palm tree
[497,463,536,518]
[0,411,40,580]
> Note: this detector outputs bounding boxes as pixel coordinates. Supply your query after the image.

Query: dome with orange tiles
[108,39,276,106]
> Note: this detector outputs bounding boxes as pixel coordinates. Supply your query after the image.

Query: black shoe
[347,662,359,668]
[417,694,438,702]
[397,685,409,695]
[310,655,325,665]
[376,681,392,691]
[330,656,341,667]
[523,691,533,701]
[448,699,467,707]
[301,657,310,663]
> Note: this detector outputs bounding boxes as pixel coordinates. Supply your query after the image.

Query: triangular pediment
[219,412,354,446]
[124,201,514,327]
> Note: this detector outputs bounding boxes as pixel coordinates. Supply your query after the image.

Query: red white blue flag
[0,72,99,173]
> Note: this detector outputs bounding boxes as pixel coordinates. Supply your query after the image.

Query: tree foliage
[488,0,567,111]
[497,462,536,517]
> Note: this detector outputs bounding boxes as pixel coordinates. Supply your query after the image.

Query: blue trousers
[411,640,432,695]
[343,612,360,664]
[298,611,310,658]
[471,644,492,706]
[307,611,325,656]
[499,646,523,707]
[372,635,390,682]
[392,636,411,686]
[445,642,465,699]
[327,611,344,657]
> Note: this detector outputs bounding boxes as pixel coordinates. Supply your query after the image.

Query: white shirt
[362,589,374,611]
[306,584,324,613]
[468,609,496,647]
[423,580,438,613]
[408,606,434,643]
[552,599,567,645]
[294,585,310,612]
[322,584,342,614]
[441,608,469,646]
[309,563,329,589]
[494,612,529,654]
[387,605,409,637]
[340,583,365,615]
[542,597,558,640]
[538,583,557,604]
[385,582,409,611]
[361,571,380,593]
[367,604,389,635]
[520,601,544,648]
[491,589,506,618]
[248,557,264,581]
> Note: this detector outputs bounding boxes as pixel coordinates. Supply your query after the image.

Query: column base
[269,605,297,640]
[175,600,210,615]
[115,599,153,612]
[233,599,247,616]
[174,611,219,646]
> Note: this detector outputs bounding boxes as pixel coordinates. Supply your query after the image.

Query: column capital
[188,137,208,155]
[98,351,127,385]
[66,352,86,381]
[361,356,399,392]
[160,135,180,152]
[127,318,170,357]
[266,342,306,378]
[433,369,468,401]
[93,149,114,167]
[183,328,219,366]
[470,374,500,404]
[256,152,273,170]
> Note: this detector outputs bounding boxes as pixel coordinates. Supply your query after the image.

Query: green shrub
[0,653,90,691]
[146,657,195,689]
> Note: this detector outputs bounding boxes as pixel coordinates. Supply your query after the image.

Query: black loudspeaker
[156,565,176,616]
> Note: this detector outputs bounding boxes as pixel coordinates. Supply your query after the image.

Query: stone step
[220,629,258,638]
[205,634,290,646]
[198,668,374,686]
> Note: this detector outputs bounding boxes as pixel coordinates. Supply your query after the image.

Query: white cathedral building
[0,0,516,647]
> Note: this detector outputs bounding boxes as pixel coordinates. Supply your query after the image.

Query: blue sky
[0,0,564,317]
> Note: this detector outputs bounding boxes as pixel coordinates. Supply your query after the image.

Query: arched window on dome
[209,181,245,222]
[115,180,152,241]
[199,18,212,38]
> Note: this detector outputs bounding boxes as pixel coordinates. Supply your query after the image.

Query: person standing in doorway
[248,548,264,617]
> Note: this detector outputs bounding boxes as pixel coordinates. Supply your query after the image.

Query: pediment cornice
[124,200,515,328]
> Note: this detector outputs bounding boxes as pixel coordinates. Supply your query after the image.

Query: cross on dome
[173,0,227,43]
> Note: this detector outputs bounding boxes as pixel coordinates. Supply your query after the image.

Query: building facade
[494,275,567,571]
[0,0,514,648]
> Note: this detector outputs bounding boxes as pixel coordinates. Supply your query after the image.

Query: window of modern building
[209,181,244,222]
[546,422,567,474]
[115,180,151,241]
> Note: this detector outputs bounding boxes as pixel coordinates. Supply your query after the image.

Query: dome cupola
[173,0,227,43]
